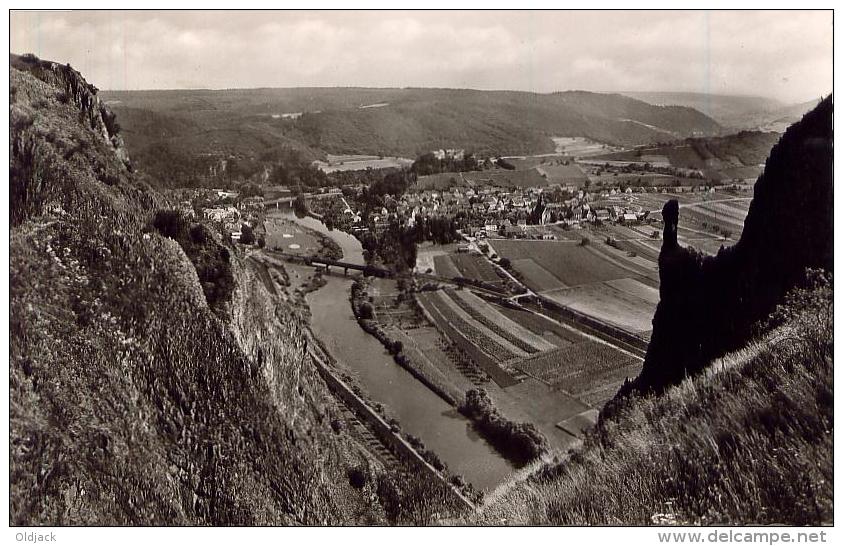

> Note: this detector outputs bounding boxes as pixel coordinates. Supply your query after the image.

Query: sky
[10,10,833,104]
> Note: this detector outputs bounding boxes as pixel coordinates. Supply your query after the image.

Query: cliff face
[9,55,382,525]
[631,97,833,392]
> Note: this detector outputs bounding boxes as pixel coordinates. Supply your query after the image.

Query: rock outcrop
[630,96,833,393]
[9,54,390,525]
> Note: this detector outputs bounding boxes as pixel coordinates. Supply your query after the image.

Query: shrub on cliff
[151,210,235,314]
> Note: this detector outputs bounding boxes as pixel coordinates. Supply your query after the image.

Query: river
[267,211,515,491]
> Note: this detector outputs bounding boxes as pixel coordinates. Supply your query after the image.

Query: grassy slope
[9,57,430,525]
[475,277,832,525]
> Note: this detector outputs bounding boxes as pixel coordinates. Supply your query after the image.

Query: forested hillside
[101,87,722,188]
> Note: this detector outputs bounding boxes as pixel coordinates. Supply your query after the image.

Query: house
[203,206,239,223]
[541,203,564,225]
[594,208,612,222]
[504,224,525,237]
[241,196,265,210]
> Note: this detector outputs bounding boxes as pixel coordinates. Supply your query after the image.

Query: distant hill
[624,91,822,132]
[101,87,722,187]
[591,130,782,181]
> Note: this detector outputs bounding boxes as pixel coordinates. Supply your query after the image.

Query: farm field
[411,290,604,450]
[680,204,747,238]
[447,289,557,354]
[449,253,502,284]
[697,200,752,222]
[680,235,731,256]
[496,306,586,346]
[420,288,643,411]
[514,340,642,407]
[613,239,661,262]
[489,239,632,287]
[511,258,567,291]
[605,277,660,305]
[586,173,701,187]
[597,223,648,240]
[543,282,656,334]
[587,241,659,285]
[417,291,519,386]
[540,226,591,241]
[435,291,528,359]
[632,192,752,212]
[463,168,550,188]
[419,290,522,364]
[414,242,456,274]
[551,136,617,156]
[433,254,461,278]
[535,163,589,185]
[313,154,413,172]
[488,237,659,338]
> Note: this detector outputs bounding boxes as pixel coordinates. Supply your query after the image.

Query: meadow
[313,155,414,173]
[463,169,549,188]
[489,239,632,287]
[264,216,322,254]
[551,136,616,156]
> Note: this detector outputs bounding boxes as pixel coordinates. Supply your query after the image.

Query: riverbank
[350,277,465,406]
[269,211,517,492]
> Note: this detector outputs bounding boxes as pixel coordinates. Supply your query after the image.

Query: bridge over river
[270,251,393,277]
[268,250,513,301]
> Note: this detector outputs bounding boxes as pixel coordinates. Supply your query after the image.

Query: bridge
[264,191,342,209]
[267,251,515,299]
[270,251,393,277]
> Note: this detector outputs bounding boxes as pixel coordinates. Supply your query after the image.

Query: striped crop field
[445,289,557,354]
[515,340,641,406]
[418,291,521,363]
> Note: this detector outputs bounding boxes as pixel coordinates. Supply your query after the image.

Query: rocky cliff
[630,96,832,393]
[9,54,398,525]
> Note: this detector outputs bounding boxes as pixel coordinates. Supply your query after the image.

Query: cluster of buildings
[336,184,666,239]
[192,188,267,241]
[432,148,465,160]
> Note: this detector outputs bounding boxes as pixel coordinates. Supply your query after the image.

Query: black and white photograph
[5,5,836,539]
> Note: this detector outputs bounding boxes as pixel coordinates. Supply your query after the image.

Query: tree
[359,302,374,320]
[293,195,308,218]
[240,223,255,245]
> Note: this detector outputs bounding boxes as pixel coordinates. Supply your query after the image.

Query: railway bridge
[272,252,393,277]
